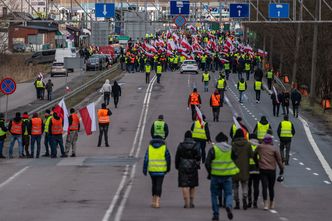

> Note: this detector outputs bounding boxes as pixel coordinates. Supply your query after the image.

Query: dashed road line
[324,180,331,184]
[313,173,319,176]
[293,158,298,161]
[299,162,304,165]
[306,167,311,171]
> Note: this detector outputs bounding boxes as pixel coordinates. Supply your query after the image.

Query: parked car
[50,62,68,77]
[91,54,108,69]
[25,49,56,65]
[13,43,26,53]
[180,60,199,74]
[86,57,101,71]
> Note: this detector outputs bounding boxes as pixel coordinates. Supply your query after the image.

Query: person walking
[34,77,44,99]
[8,112,24,158]
[202,71,211,92]
[151,115,169,140]
[191,115,211,163]
[237,78,247,103]
[65,108,80,157]
[143,136,171,208]
[244,61,251,80]
[271,91,283,117]
[254,134,284,210]
[175,131,201,208]
[266,69,274,90]
[281,90,290,115]
[205,132,238,221]
[231,129,253,210]
[49,112,66,158]
[100,79,112,106]
[29,112,44,158]
[145,62,152,84]
[248,134,260,208]
[42,109,52,157]
[229,117,249,141]
[254,80,263,103]
[22,112,30,157]
[111,81,122,108]
[156,62,162,84]
[45,79,54,101]
[0,113,7,158]
[253,116,272,142]
[277,115,295,165]
[97,103,112,147]
[291,88,302,118]
[187,88,202,121]
[254,66,264,81]
[210,89,221,122]
[223,61,231,80]
[216,74,227,106]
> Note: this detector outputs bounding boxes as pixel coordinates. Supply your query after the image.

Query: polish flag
[195,106,205,128]
[53,98,69,132]
[167,39,177,51]
[166,30,172,39]
[172,33,180,42]
[166,50,173,56]
[220,58,229,64]
[79,102,97,135]
[244,45,253,52]
[181,51,193,60]
[258,49,268,57]
[180,38,192,51]
[144,43,157,53]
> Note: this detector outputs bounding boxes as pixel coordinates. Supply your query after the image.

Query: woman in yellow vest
[143,137,171,208]
[248,134,260,208]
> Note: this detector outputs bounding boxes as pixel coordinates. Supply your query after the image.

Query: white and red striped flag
[53,98,69,132]
[180,38,192,51]
[195,105,205,128]
[79,102,97,135]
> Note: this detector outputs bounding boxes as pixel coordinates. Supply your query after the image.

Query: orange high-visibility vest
[51,118,63,135]
[10,121,22,135]
[31,118,42,135]
[190,92,200,105]
[211,94,221,107]
[98,109,110,124]
[69,113,80,131]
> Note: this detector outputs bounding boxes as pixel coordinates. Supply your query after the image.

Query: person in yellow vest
[229,117,249,141]
[201,54,207,71]
[254,80,263,103]
[156,62,162,84]
[151,115,169,140]
[205,132,238,221]
[29,112,44,158]
[248,134,260,208]
[34,77,44,99]
[266,69,274,90]
[191,115,211,163]
[42,109,52,157]
[143,137,171,208]
[277,115,295,165]
[237,78,247,103]
[253,116,272,142]
[65,108,81,157]
[210,89,221,122]
[169,56,174,71]
[202,71,210,92]
[180,55,186,64]
[216,73,227,106]
[223,61,231,80]
[49,112,66,158]
[173,54,179,70]
[8,112,24,158]
[97,103,112,147]
[244,61,251,80]
[22,112,30,157]
[0,112,7,158]
[145,62,152,84]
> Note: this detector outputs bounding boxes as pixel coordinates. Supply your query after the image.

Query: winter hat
[22,112,28,119]
[263,134,273,144]
[215,132,228,143]
[184,130,192,139]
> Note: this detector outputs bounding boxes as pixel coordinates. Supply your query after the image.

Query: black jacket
[254,68,264,81]
[111,83,121,97]
[291,89,302,105]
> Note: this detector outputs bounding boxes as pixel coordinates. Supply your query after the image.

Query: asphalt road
[0,69,331,221]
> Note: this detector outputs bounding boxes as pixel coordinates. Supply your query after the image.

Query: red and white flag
[180,38,192,51]
[53,98,69,132]
[166,50,173,56]
[172,33,180,42]
[195,106,205,128]
[167,39,177,51]
[258,49,268,57]
[79,102,97,135]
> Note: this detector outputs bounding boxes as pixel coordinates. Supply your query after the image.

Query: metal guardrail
[28,64,119,115]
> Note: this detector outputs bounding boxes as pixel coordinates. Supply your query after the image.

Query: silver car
[51,62,68,77]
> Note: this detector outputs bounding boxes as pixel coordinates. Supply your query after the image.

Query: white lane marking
[293,158,298,161]
[299,162,304,165]
[102,75,156,221]
[324,180,331,184]
[280,217,289,221]
[313,173,319,176]
[114,74,157,221]
[305,167,311,171]
[0,166,29,189]
[254,118,258,121]
[299,116,332,182]
[270,209,278,214]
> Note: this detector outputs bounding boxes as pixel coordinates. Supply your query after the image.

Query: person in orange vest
[49,112,66,158]
[8,112,24,158]
[29,112,44,158]
[187,88,202,121]
[210,89,221,122]
[65,108,80,157]
[97,103,112,147]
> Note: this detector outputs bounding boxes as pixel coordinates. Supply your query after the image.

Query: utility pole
[269,36,273,67]
[292,0,303,86]
[310,0,320,100]
[262,34,266,69]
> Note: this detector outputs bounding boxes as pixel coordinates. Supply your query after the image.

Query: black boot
[253,201,258,208]
[234,201,240,209]
[226,207,233,220]
[243,199,248,210]
[248,200,252,208]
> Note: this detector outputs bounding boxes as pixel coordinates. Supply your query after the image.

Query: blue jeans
[204,81,209,92]
[8,134,23,157]
[0,139,4,156]
[239,91,244,102]
[50,135,65,157]
[210,176,233,217]
[156,74,161,83]
[238,72,243,80]
[30,135,41,157]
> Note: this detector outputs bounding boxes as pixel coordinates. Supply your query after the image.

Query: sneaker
[60,154,68,158]
[106,144,110,147]
[0,155,6,159]
[70,154,76,157]
[253,201,258,208]
[212,215,219,221]
[226,207,233,220]
[42,153,50,157]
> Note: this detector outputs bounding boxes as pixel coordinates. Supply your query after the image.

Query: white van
[55,47,77,72]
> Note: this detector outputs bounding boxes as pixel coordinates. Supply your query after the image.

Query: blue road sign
[174,15,186,27]
[269,3,289,19]
[229,3,250,18]
[0,77,16,95]
[170,1,190,15]
[95,3,115,18]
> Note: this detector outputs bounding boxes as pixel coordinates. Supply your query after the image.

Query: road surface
[0,69,331,221]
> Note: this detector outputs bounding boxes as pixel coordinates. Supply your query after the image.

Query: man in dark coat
[254,67,264,81]
[291,88,302,118]
[111,81,122,108]
[175,131,201,208]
